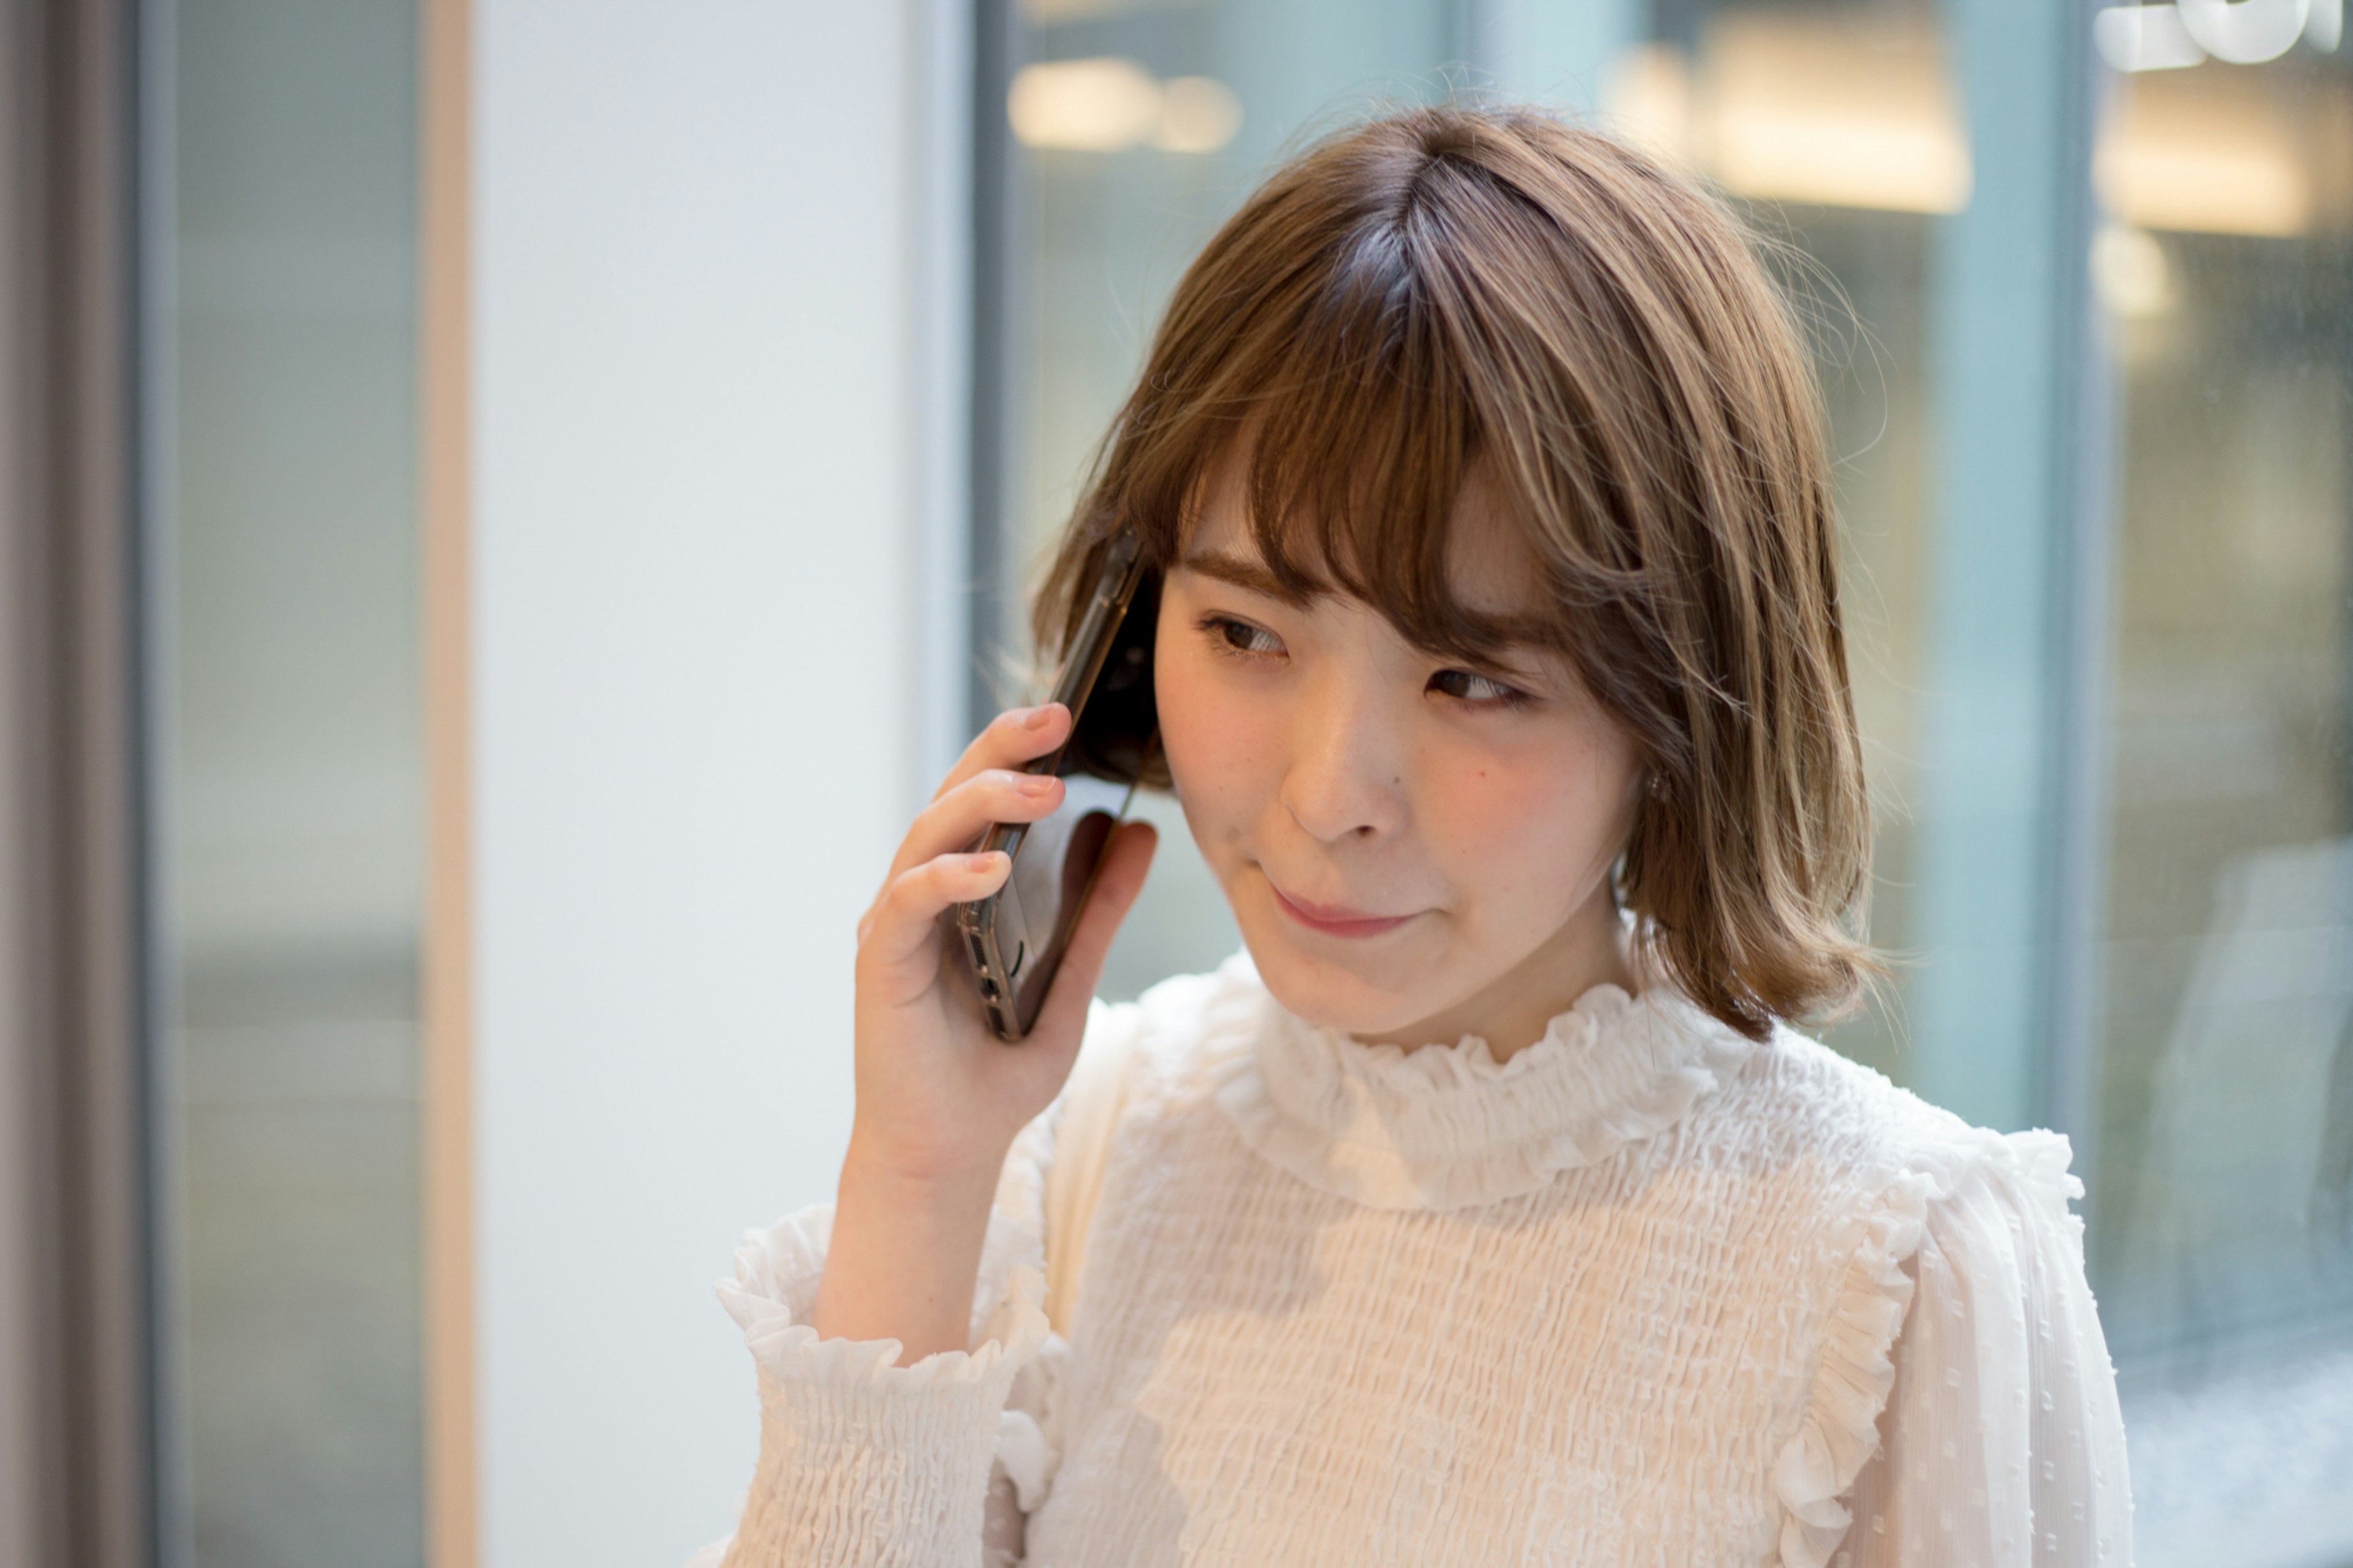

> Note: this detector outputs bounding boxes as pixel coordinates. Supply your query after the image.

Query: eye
[1429,667,1529,708]
[1200,615,1285,658]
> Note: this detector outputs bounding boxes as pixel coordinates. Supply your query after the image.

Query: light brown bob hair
[1034,106,1874,1039]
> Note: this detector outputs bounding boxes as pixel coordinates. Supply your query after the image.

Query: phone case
[955,530,1152,1040]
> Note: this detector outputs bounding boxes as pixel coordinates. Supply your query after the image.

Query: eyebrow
[1175,547,1322,605]
[1180,545,1567,668]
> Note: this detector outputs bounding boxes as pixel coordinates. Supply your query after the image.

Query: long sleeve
[712,1202,1051,1567]
[1840,1132,2134,1568]
[691,999,1142,1568]
[692,1102,1057,1568]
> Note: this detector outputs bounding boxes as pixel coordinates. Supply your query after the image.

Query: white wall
[473,4,950,1561]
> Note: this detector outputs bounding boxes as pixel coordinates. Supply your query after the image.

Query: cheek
[1153,624,1279,834]
[1423,729,1639,894]
[1424,758,1557,866]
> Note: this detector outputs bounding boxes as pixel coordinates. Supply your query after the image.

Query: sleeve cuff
[716,1202,1052,1396]
[711,1203,1052,1567]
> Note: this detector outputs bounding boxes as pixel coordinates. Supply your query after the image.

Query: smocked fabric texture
[696,955,2132,1567]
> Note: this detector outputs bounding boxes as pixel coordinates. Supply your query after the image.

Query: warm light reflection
[2097,77,2315,236]
[1154,77,1245,154]
[1009,58,1162,151]
[1607,14,2340,237]
[1607,25,1969,216]
[1021,0,1139,21]
[1009,58,1242,154]
[1604,46,1695,169]
[2091,222,2177,317]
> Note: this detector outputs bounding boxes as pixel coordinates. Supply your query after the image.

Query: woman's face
[1154,467,1646,1053]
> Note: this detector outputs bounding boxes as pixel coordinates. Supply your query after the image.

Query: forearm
[810,1135,1006,1363]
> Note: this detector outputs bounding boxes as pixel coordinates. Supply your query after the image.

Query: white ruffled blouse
[695,956,2134,1567]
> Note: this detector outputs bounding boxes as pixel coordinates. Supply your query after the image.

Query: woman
[698,107,2133,1566]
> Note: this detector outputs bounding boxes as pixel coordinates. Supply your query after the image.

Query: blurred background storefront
[0,1,2346,1565]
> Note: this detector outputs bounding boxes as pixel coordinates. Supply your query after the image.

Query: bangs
[1077,143,1633,668]
[1199,227,1529,664]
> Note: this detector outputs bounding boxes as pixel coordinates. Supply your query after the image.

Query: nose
[1278,667,1408,845]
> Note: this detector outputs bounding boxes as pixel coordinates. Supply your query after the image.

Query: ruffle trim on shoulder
[1209,973,1759,1212]
[1772,1170,1932,1568]
[1998,1127,2086,1230]
[716,1202,1051,1395]
[1767,1122,2089,1568]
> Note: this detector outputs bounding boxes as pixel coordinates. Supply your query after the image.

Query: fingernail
[1021,705,1056,730]
[1018,773,1056,795]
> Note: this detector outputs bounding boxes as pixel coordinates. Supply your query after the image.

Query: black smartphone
[955,530,1159,1040]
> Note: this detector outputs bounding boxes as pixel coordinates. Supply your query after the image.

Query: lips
[1267,881,1417,939]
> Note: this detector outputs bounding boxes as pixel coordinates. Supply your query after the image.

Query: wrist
[818,1135,1006,1361]
[838,1130,1002,1224]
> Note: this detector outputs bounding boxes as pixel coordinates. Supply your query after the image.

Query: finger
[1026,820,1158,1047]
[932,703,1072,801]
[890,768,1067,885]
[863,850,1012,974]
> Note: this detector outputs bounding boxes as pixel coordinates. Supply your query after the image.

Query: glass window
[154,4,426,1564]
[2088,21,2353,1551]
[976,0,2353,1553]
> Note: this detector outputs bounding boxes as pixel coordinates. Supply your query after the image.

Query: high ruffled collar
[1206,952,1759,1212]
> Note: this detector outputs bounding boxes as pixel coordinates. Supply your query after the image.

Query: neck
[1359,891,1637,1063]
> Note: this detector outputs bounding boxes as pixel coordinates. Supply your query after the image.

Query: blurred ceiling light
[1604,47,1697,168]
[1152,77,1243,154]
[2094,5,2210,69]
[1607,11,2328,235]
[1607,25,1970,216]
[2090,222,2177,317]
[1021,0,1139,21]
[2096,87,2310,233]
[1709,104,1970,213]
[1009,58,1162,151]
[2177,0,2309,61]
[1008,59,1239,154]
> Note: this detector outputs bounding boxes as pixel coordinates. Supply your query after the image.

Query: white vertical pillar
[472,3,934,1561]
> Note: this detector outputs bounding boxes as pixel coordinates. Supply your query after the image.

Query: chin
[1233,912,1446,1039]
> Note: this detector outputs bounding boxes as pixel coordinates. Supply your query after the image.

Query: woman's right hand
[811,703,1156,1362]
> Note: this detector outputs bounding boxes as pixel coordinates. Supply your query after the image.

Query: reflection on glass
[1608,13,1969,214]
[160,4,425,1564]
[2088,35,2353,1559]
[2093,1,2353,1381]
